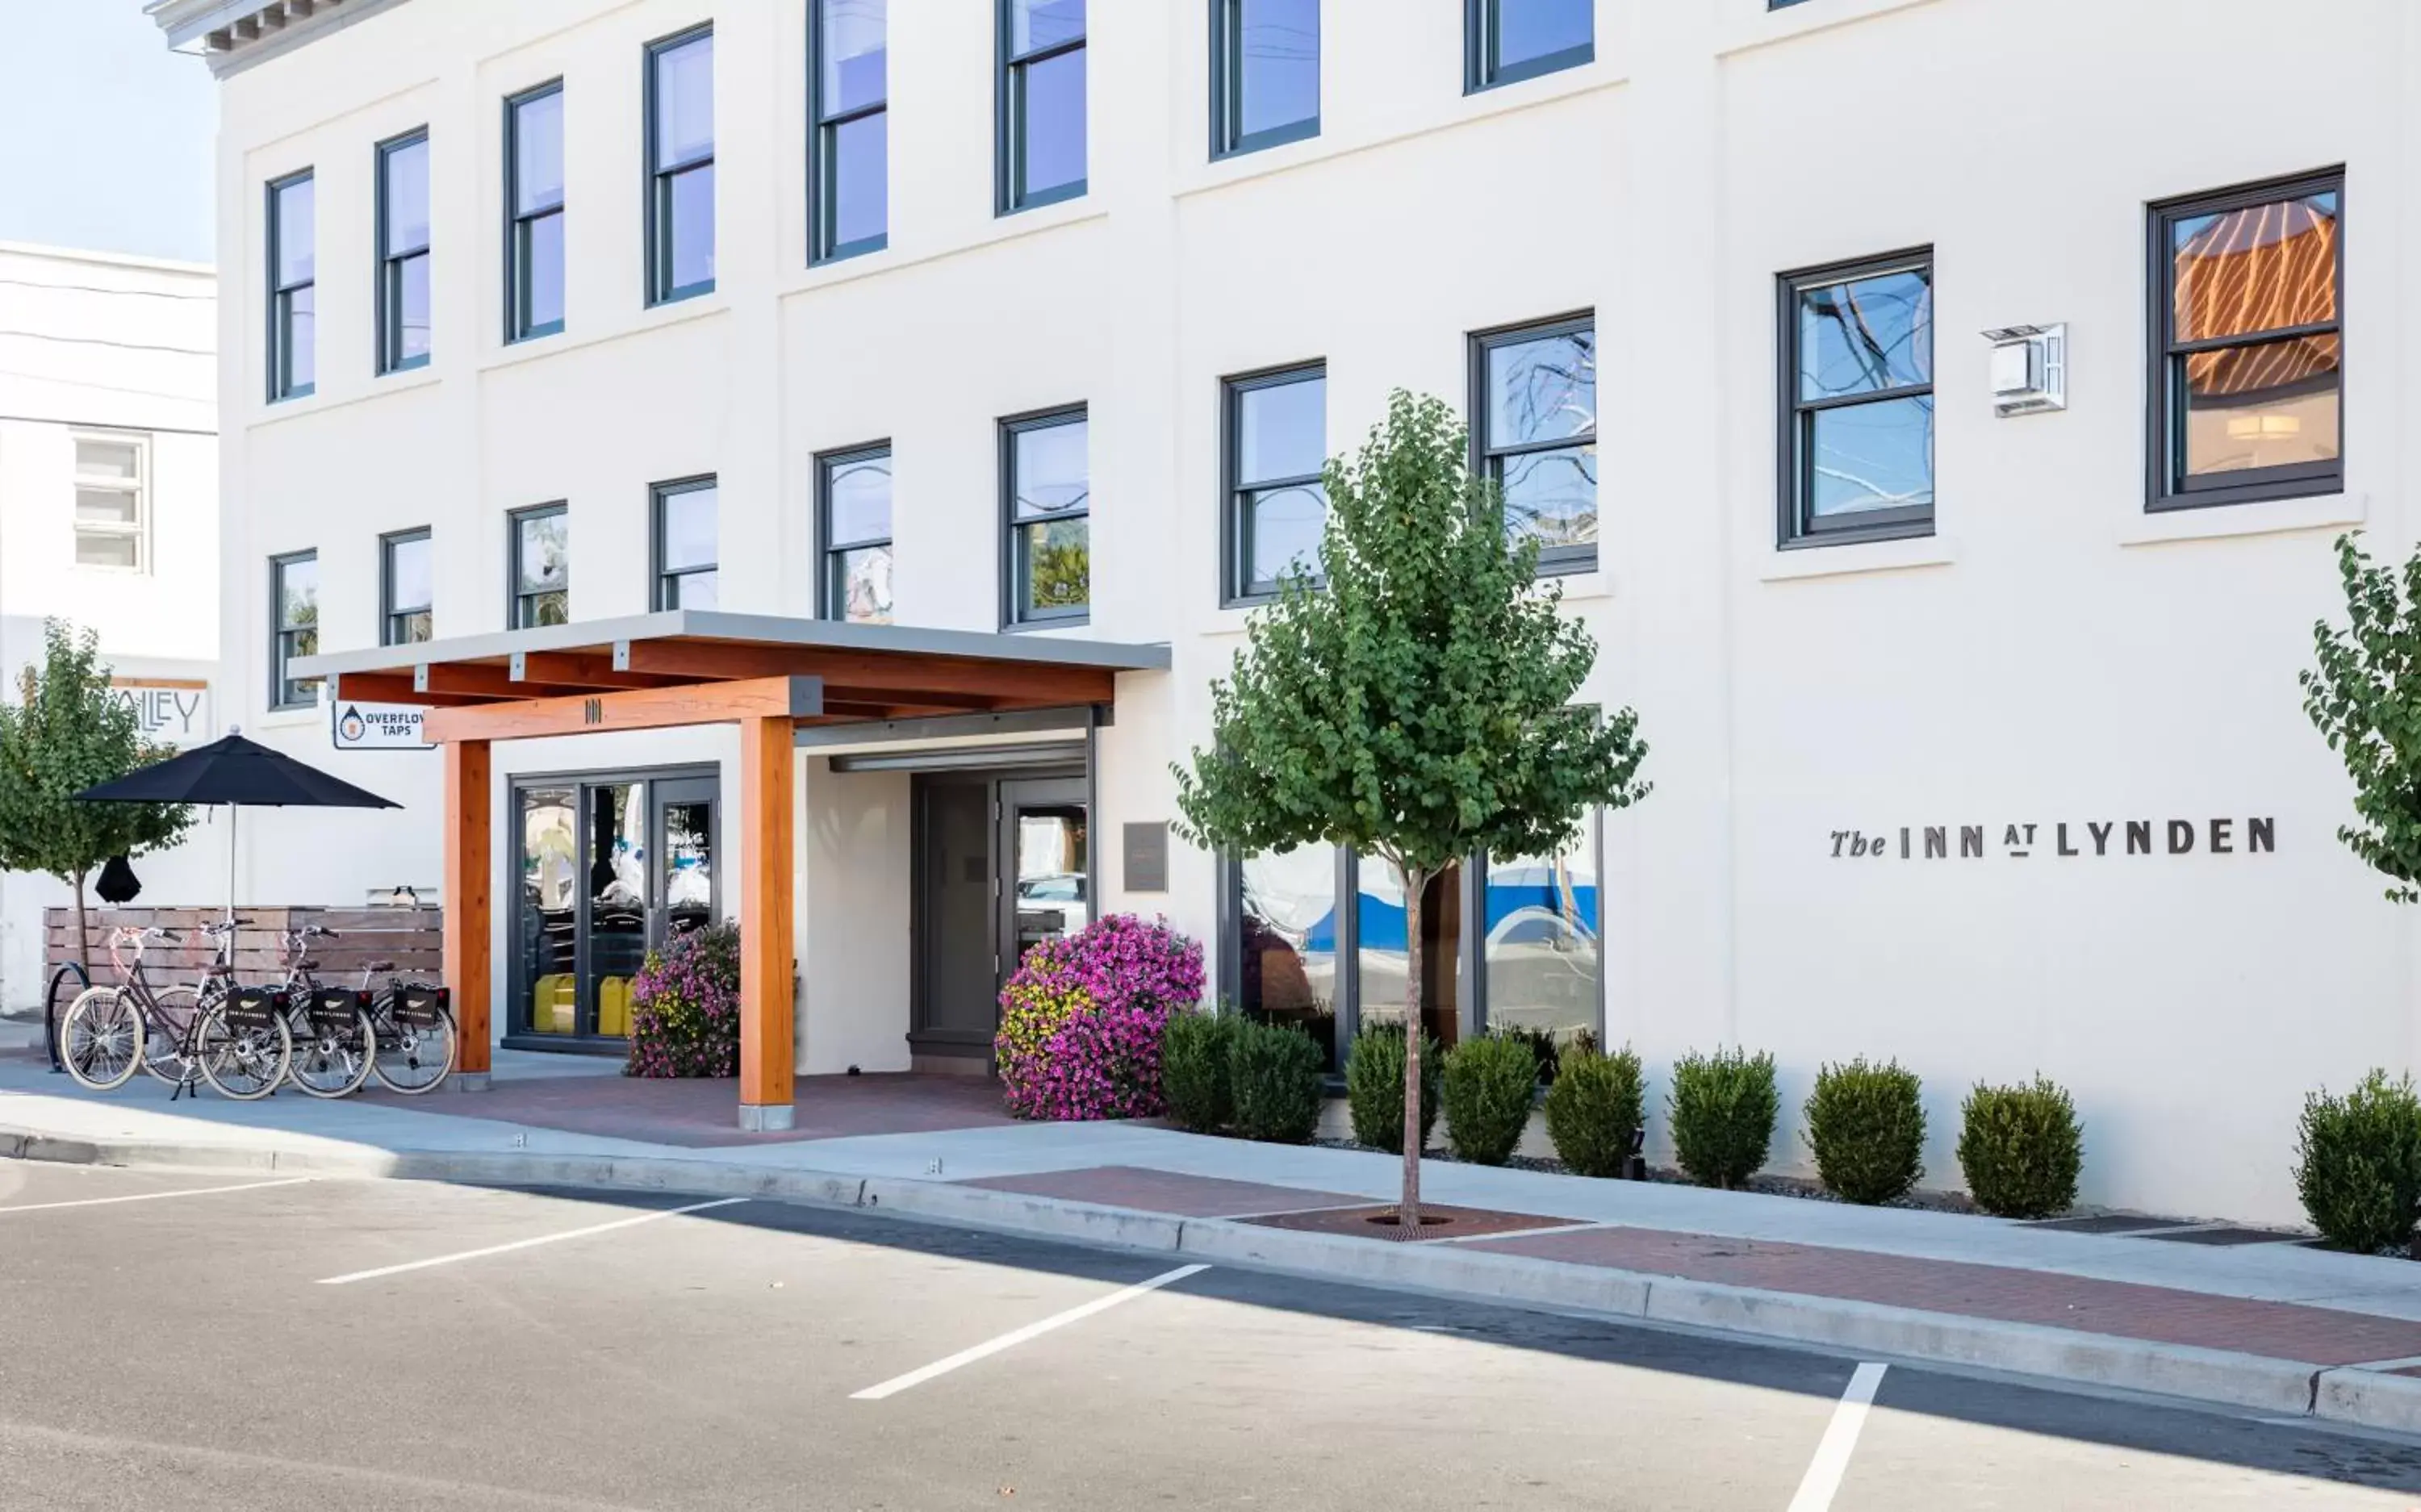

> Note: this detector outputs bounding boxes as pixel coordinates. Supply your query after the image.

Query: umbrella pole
[227,804,236,927]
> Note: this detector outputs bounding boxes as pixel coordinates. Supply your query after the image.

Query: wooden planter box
[43,905,444,981]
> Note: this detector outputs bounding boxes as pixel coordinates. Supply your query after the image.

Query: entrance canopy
[288,612,1168,1128]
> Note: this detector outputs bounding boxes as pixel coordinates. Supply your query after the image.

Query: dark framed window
[1466,0,1591,93]
[510,503,571,629]
[811,0,889,262]
[998,0,1086,214]
[1472,313,1597,572]
[1001,407,1089,625]
[651,477,719,611]
[819,443,894,623]
[646,25,716,304]
[382,528,433,646]
[1224,364,1326,603]
[267,170,316,402]
[2147,169,2344,512]
[1779,250,1934,546]
[1211,0,1319,158]
[375,131,432,374]
[506,81,566,342]
[270,549,320,709]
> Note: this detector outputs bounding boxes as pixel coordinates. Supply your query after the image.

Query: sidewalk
[8,1046,2421,1435]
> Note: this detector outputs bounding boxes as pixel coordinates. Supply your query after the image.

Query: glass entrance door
[910,770,1087,1067]
[1001,778,1088,973]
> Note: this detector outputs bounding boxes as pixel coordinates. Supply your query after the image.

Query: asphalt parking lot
[4,1161,2421,1511]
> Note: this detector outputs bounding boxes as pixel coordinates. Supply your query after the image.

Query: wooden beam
[417,662,585,700]
[329,672,489,708]
[510,650,682,691]
[616,640,1112,707]
[419,675,823,743]
[443,740,492,1080]
[738,715,796,1128]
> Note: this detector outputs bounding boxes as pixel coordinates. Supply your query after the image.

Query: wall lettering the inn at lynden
[1829,817,2277,862]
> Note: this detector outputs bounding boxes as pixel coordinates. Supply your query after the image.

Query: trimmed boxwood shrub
[1956,1076,2084,1219]
[1804,1058,1926,1205]
[1543,1044,1645,1178]
[627,921,740,1079]
[1227,1019,1323,1143]
[1442,1034,1539,1166]
[1160,1009,1236,1133]
[2295,1069,2421,1254]
[994,915,1205,1121]
[1344,1023,1441,1154]
[1668,1046,1778,1189]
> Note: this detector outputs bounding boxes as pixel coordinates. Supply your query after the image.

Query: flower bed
[995,915,1204,1121]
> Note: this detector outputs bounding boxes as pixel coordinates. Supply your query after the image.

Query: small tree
[2305,533,2421,900]
[0,620,194,970]
[1174,391,1650,1226]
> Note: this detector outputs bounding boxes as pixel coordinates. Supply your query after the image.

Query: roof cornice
[147,0,413,79]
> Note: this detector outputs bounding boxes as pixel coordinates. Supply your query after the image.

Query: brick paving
[1467,1226,2421,1365]
[366,1070,1014,1147]
[959,1165,1368,1218]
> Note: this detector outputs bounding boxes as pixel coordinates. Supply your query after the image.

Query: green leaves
[1173,390,1651,875]
[0,620,196,891]
[2302,533,2421,902]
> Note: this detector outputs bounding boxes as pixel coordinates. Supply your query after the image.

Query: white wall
[196,0,2421,1222]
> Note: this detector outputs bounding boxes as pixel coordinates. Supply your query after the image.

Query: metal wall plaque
[1123,821,1170,894]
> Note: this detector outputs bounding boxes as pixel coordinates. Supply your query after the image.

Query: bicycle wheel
[194,1001,291,1101]
[44,962,90,1072]
[140,986,203,1088]
[370,1004,456,1095]
[286,1000,375,1099]
[60,987,141,1092]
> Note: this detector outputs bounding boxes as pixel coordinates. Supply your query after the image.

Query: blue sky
[0,3,215,264]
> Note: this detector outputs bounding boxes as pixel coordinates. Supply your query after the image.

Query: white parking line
[1786,1362,1888,1512]
[0,1176,312,1214]
[316,1197,749,1285]
[851,1263,1211,1401]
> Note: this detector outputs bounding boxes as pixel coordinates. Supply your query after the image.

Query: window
[72,433,148,572]
[1473,314,1597,571]
[999,0,1086,213]
[382,529,433,645]
[271,550,320,709]
[1779,251,1934,545]
[510,503,570,628]
[819,444,893,623]
[652,477,718,610]
[507,82,566,341]
[1466,0,1591,92]
[2149,170,2343,511]
[646,27,716,304]
[1224,365,1326,601]
[811,0,889,262]
[267,170,316,401]
[1002,407,1089,624]
[1212,0,1319,157]
[374,131,432,374]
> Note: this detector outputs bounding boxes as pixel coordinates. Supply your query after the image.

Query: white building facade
[0,242,222,1011]
[154,0,2421,1224]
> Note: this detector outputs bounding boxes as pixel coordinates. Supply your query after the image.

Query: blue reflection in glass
[1495,0,1591,74]
[525,212,564,330]
[1012,0,1085,53]
[1500,444,1595,548]
[665,163,715,293]
[654,33,714,167]
[384,137,429,255]
[1810,397,1933,517]
[1248,483,1326,587]
[1798,268,1930,400]
[395,254,431,365]
[822,0,888,112]
[831,111,887,249]
[516,90,564,213]
[1489,331,1595,448]
[1018,46,1086,199]
[1238,0,1319,140]
[277,178,314,285]
[1240,374,1324,482]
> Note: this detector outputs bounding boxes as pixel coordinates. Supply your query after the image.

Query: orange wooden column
[442,738,493,1085]
[738,715,797,1130]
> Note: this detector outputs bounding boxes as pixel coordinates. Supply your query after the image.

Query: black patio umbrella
[77,731,400,925]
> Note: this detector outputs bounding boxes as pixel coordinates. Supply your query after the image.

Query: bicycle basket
[226,986,288,1031]
[391,984,449,1027]
[308,987,369,1031]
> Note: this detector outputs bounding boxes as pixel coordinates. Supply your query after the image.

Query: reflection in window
[1476,316,1596,570]
[512,504,570,628]
[1781,253,1934,545]
[1470,0,1592,91]
[1483,827,1598,1054]
[1006,408,1089,623]
[1356,860,1461,1049]
[2152,174,2342,508]
[664,799,715,931]
[268,171,316,401]
[1239,845,1338,1072]
[1001,0,1086,211]
[585,783,649,1038]
[378,131,431,373]
[813,0,888,261]
[1227,365,1326,599]
[1215,0,1319,157]
[647,27,716,303]
[821,444,893,623]
[272,550,319,708]
[508,83,566,340]
[654,478,719,610]
[518,786,579,1035]
[383,528,433,645]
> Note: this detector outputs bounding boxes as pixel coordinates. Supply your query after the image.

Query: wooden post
[443,738,492,1085]
[738,715,797,1130]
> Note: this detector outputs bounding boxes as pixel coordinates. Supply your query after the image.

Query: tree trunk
[1399,865,1426,1230]
[69,869,90,977]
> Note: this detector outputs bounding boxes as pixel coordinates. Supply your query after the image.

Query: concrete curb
[2,1123,2402,1434]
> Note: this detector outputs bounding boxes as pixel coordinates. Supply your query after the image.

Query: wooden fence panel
[43,905,445,984]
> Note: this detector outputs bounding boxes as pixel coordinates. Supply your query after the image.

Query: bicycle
[274,925,378,1099]
[363,963,457,1096]
[59,923,294,1101]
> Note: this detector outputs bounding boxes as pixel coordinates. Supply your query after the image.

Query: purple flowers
[994,915,1206,1121]
[625,921,741,1079]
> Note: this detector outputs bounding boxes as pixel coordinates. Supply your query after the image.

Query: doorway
[509,766,720,1048]
[910,769,1088,1071]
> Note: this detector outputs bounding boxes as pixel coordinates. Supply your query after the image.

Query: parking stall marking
[1786,1362,1888,1512]
[316,1196,749,1285]
[851,1263,1212,1401]
[0,1175,313,1215]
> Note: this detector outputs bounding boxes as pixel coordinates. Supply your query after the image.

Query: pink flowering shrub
[995,915,1206,1121]
[626,921,740,1079]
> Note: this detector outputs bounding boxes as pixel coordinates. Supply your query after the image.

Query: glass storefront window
[663,796,715,936]
[1483,825,1599,1055]
[1357,859,1461,1048]
[1238,844,1338,1071]
[519,787,578,1035]
[584,784,649,1038]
